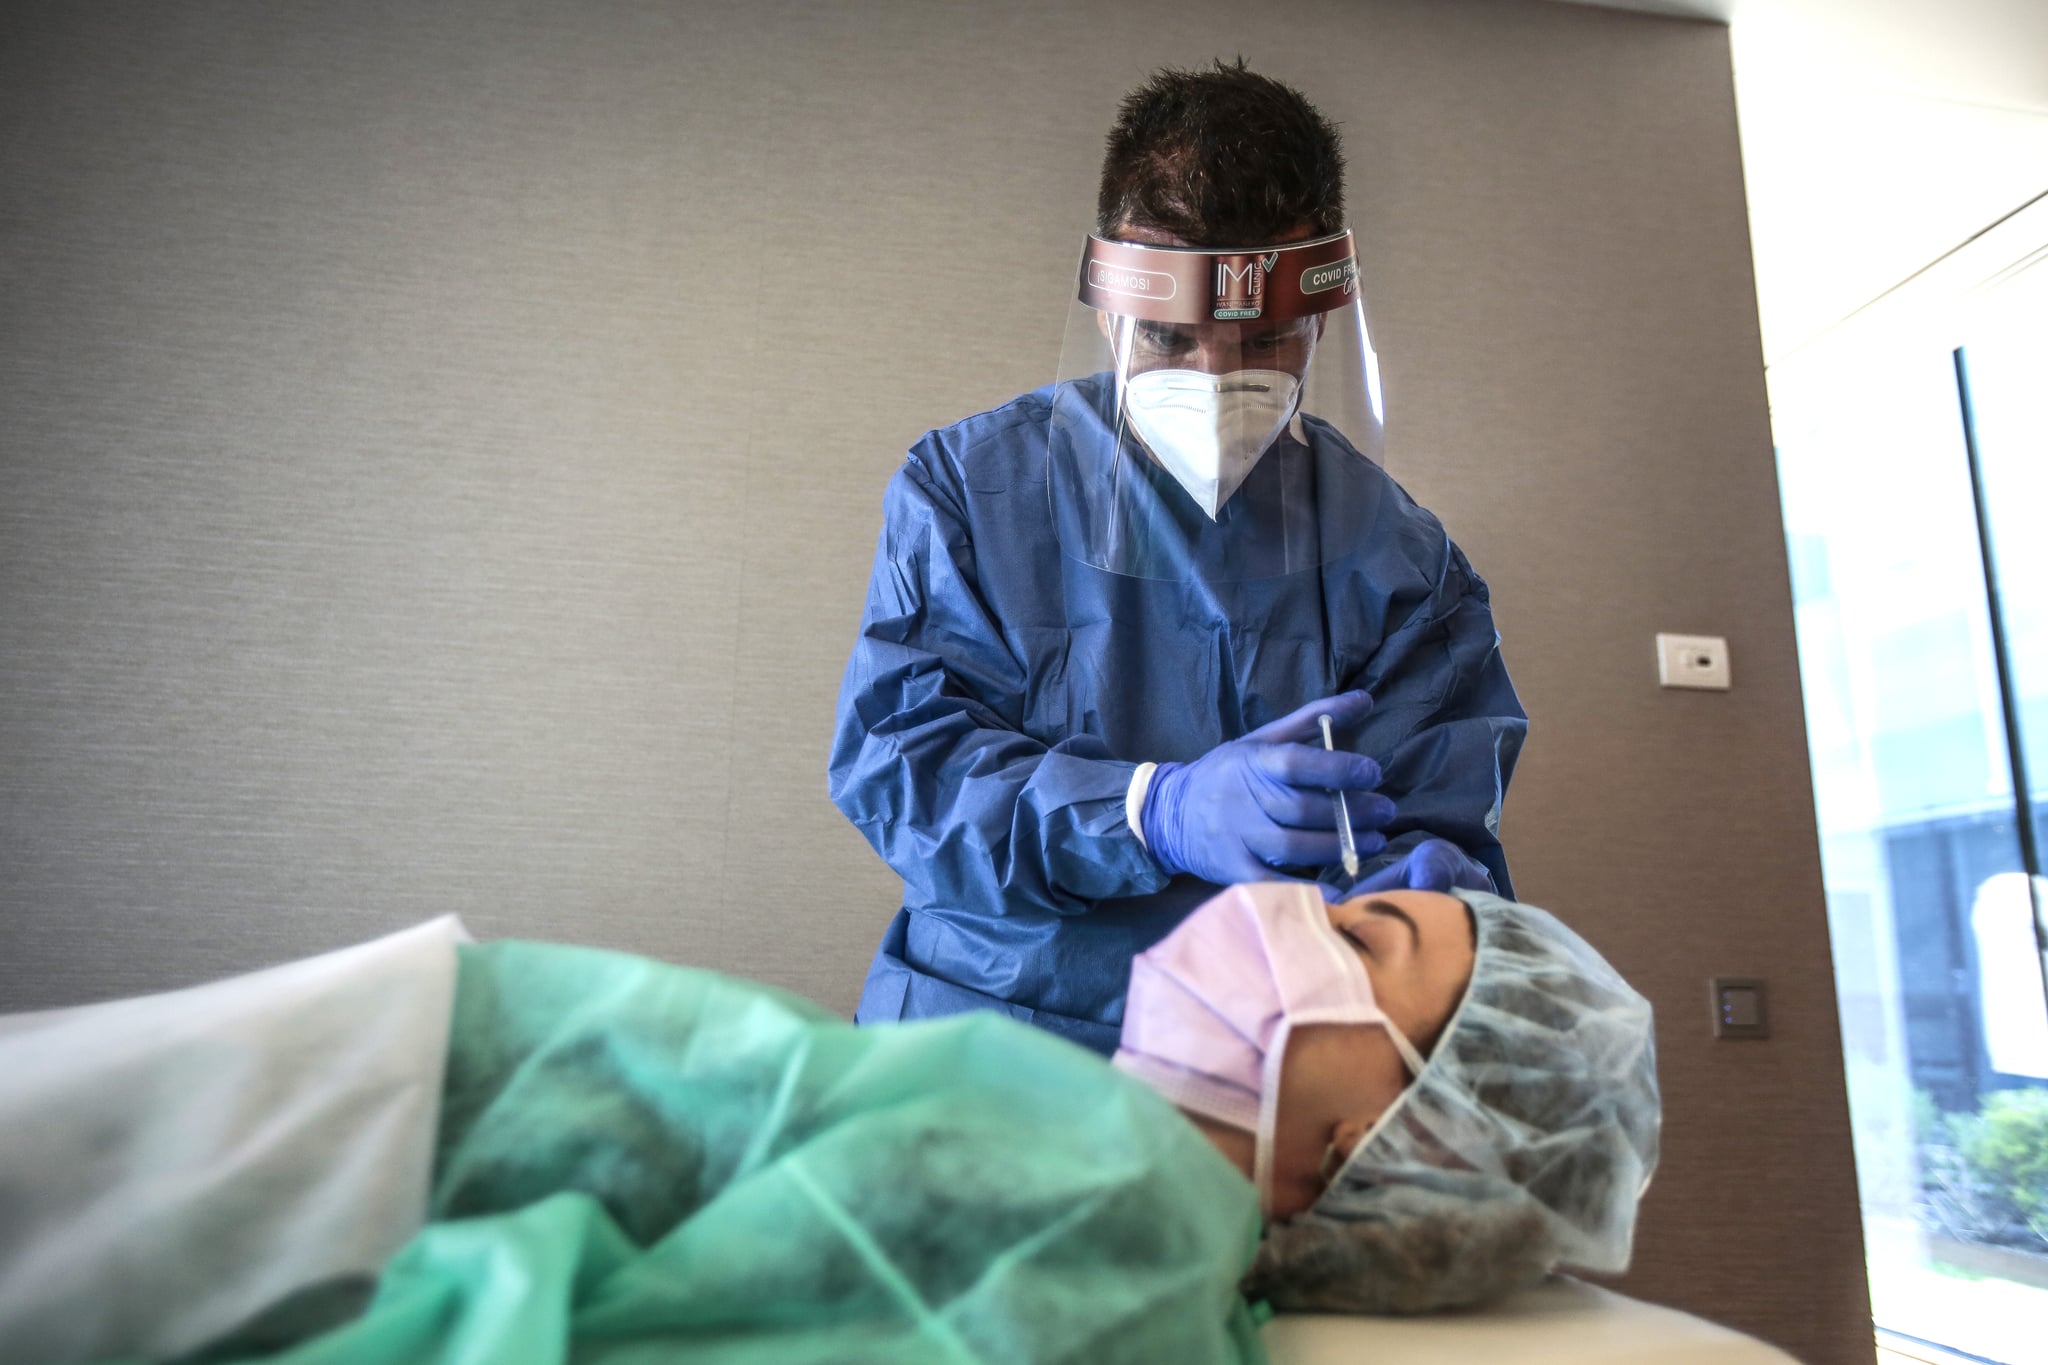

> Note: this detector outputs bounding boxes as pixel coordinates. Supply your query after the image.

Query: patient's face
[1183,889,1476,1217]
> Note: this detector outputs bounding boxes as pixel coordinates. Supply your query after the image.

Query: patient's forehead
[1325,889,1474,1052]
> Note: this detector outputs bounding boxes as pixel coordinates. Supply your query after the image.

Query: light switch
[1657,633,1731,690]
[1711,976,1769,1039]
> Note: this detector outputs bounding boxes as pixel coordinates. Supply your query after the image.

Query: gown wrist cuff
[1126,762,1159,847]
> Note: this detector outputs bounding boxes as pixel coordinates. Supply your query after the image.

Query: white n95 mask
[1121,369,1301,519]
[1111,882,1424,1212]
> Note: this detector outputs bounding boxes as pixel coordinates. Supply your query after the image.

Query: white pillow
[0,917,467,1364]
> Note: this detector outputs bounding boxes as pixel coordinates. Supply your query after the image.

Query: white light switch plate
[1657,633,1730,690]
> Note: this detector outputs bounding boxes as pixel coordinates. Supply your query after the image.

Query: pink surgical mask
[1112,881,1424,1210]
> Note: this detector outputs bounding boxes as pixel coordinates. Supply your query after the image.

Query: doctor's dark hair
[1096,58,1346,246]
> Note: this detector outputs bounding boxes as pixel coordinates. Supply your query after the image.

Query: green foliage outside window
[1916,1086,2048,1254]
[1959,1088,2048,1244]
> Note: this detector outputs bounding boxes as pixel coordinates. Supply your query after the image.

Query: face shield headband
[1076,230,1363,327]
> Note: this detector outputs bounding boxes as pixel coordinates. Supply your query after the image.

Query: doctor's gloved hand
[1340,838,1496,898]
[1139,692,1396,888]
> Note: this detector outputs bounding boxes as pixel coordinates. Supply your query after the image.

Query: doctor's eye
[1132,322,1194,356]
[1243,324,1310,357]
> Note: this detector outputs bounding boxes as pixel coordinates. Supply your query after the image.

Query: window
[1773,199,2048,1365]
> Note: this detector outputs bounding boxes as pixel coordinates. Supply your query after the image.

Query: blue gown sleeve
[829,452,1172,916]
[1345,540,1528,898]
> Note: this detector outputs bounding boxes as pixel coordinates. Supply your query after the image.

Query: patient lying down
[0,873,1657,1363]
[1113,877,1661,1315]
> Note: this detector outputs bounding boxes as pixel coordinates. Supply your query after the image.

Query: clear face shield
[1047,230,1388,581]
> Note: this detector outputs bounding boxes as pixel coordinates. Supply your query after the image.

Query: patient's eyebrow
[1364,898,1420,951]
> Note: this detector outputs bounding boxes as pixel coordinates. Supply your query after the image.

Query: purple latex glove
[1141,691,1396,887]
[1330,837,1496,900]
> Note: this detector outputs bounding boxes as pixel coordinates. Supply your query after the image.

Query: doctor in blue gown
[829,61,1527,1055]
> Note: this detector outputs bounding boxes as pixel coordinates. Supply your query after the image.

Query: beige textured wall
[0,0,1869,1358]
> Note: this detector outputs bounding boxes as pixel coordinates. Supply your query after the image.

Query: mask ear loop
[1255,884,1428,1212]
[1318,898,1486,1200]
[1320,890,1429,1078]
[1293,885,1432,1203]
[1254,1018,1423,1212]
[1384,1020,1426,1077]
[1253,884,1336,1210]
[1252,1018,1294,1214]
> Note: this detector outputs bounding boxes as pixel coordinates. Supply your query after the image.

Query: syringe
[1319,713,1361,880]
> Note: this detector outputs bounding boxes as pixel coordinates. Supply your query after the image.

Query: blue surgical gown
[830,378,1527,1055]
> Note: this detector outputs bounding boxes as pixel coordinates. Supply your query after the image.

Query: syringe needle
[1319,713,1361,880]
